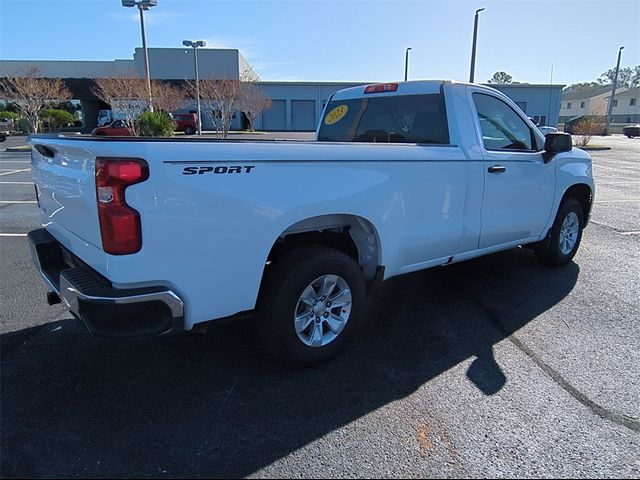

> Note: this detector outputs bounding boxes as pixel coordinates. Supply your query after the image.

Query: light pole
[469,7,485,83]
[404,47,412,81]
[183,40,206,135]
[122,0,156,112]
[605,46,624,135]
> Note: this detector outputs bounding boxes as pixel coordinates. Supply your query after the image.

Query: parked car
[172,112,198,135]
[91,120,132,136]
[527,116,558,136]
[622,124,640,138]
[28,80,594,365]
[1,117,16,141]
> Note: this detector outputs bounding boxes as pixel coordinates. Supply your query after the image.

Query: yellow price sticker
[324,105,349,125]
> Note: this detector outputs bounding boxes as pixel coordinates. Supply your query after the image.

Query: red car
[91,120,132,136]
[172,113,198,135]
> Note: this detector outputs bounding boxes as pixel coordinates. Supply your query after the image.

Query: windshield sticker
[324,105,349,125]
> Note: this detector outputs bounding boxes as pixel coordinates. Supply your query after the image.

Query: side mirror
[542,132,572,163]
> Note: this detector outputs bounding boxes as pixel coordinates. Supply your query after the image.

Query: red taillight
[95,157,149,255]
[364,83,398,94]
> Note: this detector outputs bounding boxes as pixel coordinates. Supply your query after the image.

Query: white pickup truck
[28,80,594,364]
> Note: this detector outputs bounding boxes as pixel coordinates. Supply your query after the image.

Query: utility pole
[404,47,412,81]
[122,0,157,112]
[605,46,624,135]
[469,7,485,83]
[183,40,207,135]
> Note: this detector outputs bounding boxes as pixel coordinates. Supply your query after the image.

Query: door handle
[488,165,506,173]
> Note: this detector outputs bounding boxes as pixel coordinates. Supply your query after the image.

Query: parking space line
[0,233,27,237]
[596,181,640,185]
[0,169,30,177]
[595,199,640,203]
[0,181,33,184]
[593,166,640,175]
[590,221,640,236]
[0,200,37,204]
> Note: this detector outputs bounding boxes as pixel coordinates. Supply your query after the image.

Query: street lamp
[605,46,624,135]
[122,0,157,112]
[469,7,485,83]
[404,47,412,82]
[183,40,206,135]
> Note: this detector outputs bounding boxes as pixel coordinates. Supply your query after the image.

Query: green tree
[598,65,640,88]
[40,108,74,131]
[564,82,602,91]
[487,71,513,84]
[0,111,20,123]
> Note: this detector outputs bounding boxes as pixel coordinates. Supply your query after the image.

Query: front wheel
[258,246,366,365]
[535,198,584,266]
[183,125,195,135]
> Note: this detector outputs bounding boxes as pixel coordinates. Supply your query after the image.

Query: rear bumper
[28,228,184,337]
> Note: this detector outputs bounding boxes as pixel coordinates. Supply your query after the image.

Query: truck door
[471,91,555,249]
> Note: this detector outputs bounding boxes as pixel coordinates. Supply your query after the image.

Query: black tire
[183,125,195,135]
[257,245,366,365]
[535,198,584,267]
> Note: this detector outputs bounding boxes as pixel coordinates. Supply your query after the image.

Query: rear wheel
[183,125,195,135]
[258,246,366,365]
[535,198,584,266]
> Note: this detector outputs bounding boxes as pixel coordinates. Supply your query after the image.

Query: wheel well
[266,215,381,280]
[563,184,593,224]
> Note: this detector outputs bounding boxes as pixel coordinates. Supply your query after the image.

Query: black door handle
[488,165,506,173]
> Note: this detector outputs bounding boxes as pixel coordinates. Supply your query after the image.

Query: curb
[579,146,612,151]
[5,146,32,152]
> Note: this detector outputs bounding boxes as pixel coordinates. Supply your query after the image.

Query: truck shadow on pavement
[1,248,579,478]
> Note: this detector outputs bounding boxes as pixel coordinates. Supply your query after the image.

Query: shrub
[137,111,175,137]
[572,117,605,147]
[0,111,20,123]
[40,108,75,131]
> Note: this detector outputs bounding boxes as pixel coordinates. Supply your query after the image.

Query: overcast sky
[1,0,638,86]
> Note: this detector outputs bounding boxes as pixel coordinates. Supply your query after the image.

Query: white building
[609,87,640,124]
[559,86,629,122]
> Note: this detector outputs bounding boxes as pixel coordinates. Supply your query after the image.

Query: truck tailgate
[30,138,102,249]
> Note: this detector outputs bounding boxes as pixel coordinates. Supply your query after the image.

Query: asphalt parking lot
[1,134,639,478]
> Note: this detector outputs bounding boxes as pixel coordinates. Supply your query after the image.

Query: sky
[0,0,638,86]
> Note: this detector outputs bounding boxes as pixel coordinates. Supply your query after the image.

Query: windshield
[318,93,449,144]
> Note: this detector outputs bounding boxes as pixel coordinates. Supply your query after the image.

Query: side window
[473,93,535,151]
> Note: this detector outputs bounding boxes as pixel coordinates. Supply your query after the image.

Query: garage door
[262,100,286,131]
[292,100,316,131]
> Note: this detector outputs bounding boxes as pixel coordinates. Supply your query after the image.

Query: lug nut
[324,312,329,318]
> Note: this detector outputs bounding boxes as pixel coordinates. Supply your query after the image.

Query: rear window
[318,93,449,144]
